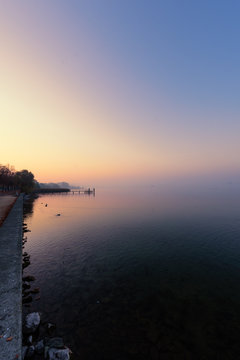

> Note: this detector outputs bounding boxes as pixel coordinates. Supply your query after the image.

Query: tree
[14,169,35,192]
[0,164,38,193]
[0,164,15,191]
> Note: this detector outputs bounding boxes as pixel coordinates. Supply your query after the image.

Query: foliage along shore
[0,164,80,194]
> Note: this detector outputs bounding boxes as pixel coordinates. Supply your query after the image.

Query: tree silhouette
[14,169,35,192]
[0,165,37,193]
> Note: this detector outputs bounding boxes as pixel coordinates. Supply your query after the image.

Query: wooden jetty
[71,188,95,195]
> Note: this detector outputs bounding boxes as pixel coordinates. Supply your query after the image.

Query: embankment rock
[24,312,41,334]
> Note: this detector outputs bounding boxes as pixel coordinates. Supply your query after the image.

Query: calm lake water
[23,185,240,359]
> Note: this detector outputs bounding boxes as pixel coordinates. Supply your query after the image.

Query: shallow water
[23,185,240,359]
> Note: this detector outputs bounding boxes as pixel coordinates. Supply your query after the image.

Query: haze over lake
[23,184,240,359]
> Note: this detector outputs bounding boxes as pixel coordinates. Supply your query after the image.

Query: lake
[23,185,240,359]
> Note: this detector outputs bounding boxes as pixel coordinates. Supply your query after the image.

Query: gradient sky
[1,1,240,186]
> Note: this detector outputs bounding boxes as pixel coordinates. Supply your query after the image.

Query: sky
[0,0,240,186]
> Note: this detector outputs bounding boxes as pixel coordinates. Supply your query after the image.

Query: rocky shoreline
[22,196,71,360]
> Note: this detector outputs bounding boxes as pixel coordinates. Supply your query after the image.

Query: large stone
[24,312,41,333]
[48,348,70,360]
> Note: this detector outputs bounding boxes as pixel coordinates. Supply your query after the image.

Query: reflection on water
[23,186,240,359]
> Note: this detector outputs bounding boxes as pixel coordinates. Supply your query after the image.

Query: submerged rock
[30,287,40,294]
[23,261,31,269]
[48,348,70,360]
[25,345,35,358]
[23,296,33,304]
[23,282,31,290]
[24,312,41,333]
[46,337,64,349]
[24,304,31,308]
[27,335,33,345]
[47,322,56,334]
[23,276,35,282]
[35,339,44,354]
